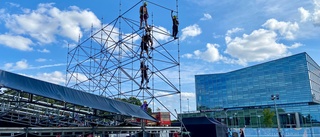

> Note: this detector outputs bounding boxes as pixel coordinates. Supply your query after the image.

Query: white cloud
[225,28,243,43]
[123,33,140,44]
[37,49,50,53]
[121,32,140,51]
[97,25,119,47]
[182,92,196,99]
[220,56,247,66]
[226,28,243,36]
[3,60,66,71]
[153,91,196,114]
[8,3,20,8]
[4,63,13,70]
[36,58,47,62]
[180,24,202,41]
[200,13,212,21]
[194,43,221,63]
[67,72,88,85]
[299,7,310,22]
[62,40,77,48]
[182,53,193,59]
[29,63,65,70]
[181,92,196,112]
[225,28,290,64]
[14,60,29,70]
[262,18,299,40]
[288,43,303,49]
[35,71,65,85]
[298,0,320,27]
[152,26,171,42]
[315,0,320,7]
[313,9,320,26]
[0,34,33,51]
[3,3,101,46]
[4,59,29,71]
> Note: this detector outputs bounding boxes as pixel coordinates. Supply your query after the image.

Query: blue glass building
[192,52,320,128]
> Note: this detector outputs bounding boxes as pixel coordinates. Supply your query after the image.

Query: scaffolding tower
[66,0,181,116]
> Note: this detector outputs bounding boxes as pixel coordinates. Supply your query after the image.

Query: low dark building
[182,116,227,137]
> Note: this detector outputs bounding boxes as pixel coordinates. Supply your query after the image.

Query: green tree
[262,108,275,127]
[116,97,142,106]
[146,107,152,114]
[117,97,152,113]
[198,105,209,111]
[127,97,142,106]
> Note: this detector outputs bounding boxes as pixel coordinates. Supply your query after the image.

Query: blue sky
[0,0,319,115]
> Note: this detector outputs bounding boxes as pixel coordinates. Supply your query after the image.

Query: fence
[231,127,320,137]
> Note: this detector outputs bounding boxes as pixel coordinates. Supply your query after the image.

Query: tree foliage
[116,97,152,113]
[262,108,275,127]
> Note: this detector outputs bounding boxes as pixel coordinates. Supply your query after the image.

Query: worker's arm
[171,10,173,18]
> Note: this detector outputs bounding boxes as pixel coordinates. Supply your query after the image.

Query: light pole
[287,113,291,128]
[230,117,233,127]
[303,115,306,127]
[187,98,189,112]
[257,115,261,137]
[257,115,261,128]
[225,110,228,126]
[271,94,282,137]
[234,113,237,128]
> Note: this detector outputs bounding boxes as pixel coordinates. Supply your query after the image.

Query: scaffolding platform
[0,126,180,136]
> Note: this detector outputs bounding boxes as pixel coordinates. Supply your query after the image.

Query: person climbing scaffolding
[171,10,179,39]
[139,2,149,29]
[145,26,154,50]
[140,29,153,59]
[140,60,150,89]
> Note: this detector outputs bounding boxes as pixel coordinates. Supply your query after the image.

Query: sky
[0,0,320,117]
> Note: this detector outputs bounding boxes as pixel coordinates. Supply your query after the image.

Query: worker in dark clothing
[140,60,150,89]
[239,128,245,137]
[139,2,149,29]
[145,26,154,50]
[140,35,152,58]
[171,10,179,39]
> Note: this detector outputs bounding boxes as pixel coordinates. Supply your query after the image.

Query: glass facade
[189,52,320,128]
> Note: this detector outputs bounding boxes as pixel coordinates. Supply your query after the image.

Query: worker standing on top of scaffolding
[140,2,149,29]
[171,10,179,39]
[140,60,150,89]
